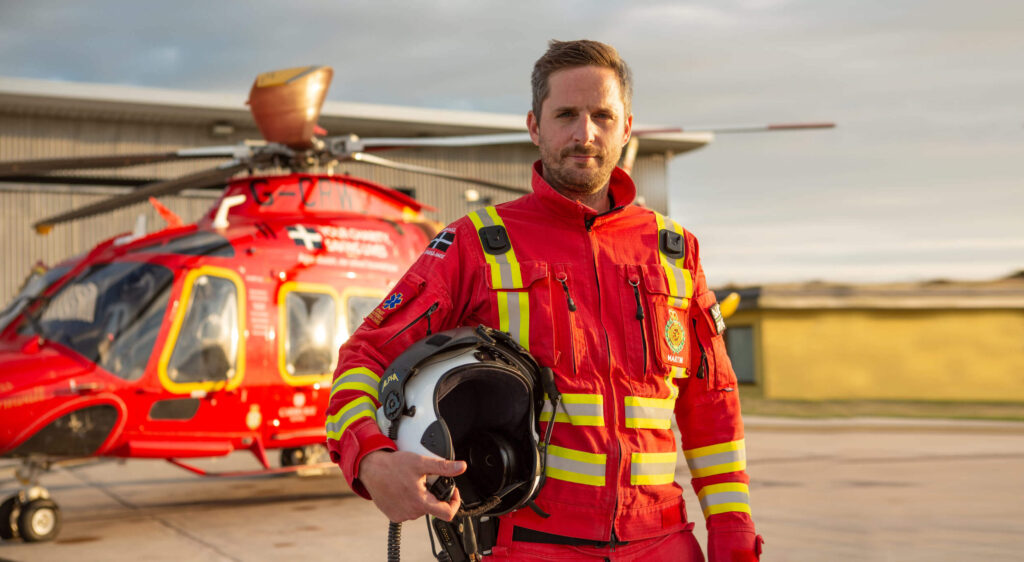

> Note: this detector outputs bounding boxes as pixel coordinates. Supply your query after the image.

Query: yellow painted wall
[741,308,1024,401]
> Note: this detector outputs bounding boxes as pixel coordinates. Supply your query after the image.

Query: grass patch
[737,392,1024,422]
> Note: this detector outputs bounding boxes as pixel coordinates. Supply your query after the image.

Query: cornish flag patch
[428,229,455,253]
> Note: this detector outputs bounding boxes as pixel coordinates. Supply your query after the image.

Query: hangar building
[0,76,709,302]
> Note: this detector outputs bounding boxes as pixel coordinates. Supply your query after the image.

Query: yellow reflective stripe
[325,396,376,440]
[545,445,606,486]
[670,366,688,379]
[485,206,523,288]
[684,439,745,459]
[625,396,675,429]
[331,367,381,401]
[698,482,751,517]
[630,451,678,485]
[496,290,511,333]
[469,207,530,350]
[665,374,680,400]
[540,393,604,426]
[467,211,500,288]
[654,213,694,304]
[684,439,747,478]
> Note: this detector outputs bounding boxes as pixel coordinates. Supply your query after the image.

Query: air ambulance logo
[664,308,686,353]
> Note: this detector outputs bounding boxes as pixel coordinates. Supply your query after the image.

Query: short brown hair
[531,39,634,119]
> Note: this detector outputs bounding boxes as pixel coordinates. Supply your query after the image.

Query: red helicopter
[0,65,539,543]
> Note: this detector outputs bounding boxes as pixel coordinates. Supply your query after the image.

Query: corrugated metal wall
[0,110,667,303]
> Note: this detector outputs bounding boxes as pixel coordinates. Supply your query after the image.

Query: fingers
[424,485,462,521]
[420,456,467,477]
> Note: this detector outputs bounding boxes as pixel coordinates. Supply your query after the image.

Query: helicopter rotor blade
[0,146,247,177]
[644,122,836,135]
[358,132,533,150]
[350,152,529,195]
[33,160,250,234]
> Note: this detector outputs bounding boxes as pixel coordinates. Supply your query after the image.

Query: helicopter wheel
[16,498,61,542]
[0,495,18,540]
[280,445,329,473]
[280,446,308,467]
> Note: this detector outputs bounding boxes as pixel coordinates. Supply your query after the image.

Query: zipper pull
[692,318,708,380]
[556,274,577,312]
[383,301,440,345]
[629,279,644,320]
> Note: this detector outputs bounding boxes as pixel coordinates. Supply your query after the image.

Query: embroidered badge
[710,303,727,334]
[382,293,404,310]
[424,227,455,259]
[664,308,686,353]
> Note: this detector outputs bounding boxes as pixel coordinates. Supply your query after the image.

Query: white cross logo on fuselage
[286,225,323,251]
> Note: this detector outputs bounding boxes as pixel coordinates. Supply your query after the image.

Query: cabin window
[284,291,338,376]
[168,275,240,383]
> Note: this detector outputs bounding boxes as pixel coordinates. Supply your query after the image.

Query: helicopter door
[158,267,246,392]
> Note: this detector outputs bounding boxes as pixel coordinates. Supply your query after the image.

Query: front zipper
[692,317,709,382]
[555,272,578,375]
[628,277,647,376]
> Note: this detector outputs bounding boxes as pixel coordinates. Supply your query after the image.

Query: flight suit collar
[529,160,637,226]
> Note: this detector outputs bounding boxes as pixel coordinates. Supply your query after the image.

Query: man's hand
[358,450,467,523]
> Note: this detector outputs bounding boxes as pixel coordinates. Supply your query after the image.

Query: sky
[1,0,1021,286]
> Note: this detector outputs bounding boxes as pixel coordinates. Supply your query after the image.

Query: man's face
[527,66,633,198]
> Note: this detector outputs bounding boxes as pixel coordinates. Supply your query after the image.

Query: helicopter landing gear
[280,444,330,476]
[1,456,62,542]
[0,487,62,542]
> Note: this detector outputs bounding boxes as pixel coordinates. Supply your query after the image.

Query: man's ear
[622,113,633,146]
[527,111,541,146]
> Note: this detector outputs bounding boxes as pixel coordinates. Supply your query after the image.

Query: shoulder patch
[424,227,455,259]
[366,276,421,327]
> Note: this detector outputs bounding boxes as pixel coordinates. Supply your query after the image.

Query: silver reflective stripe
[505,290,524,341]
[540,393,603,426]
[630,451,677,485]
[325,397,376,439]
[699,490,749,513]
[473,208,516,288]
[331,368,380,401]
[697,482,752,516]
[687,448,745,471]
[547,455,605,478]
[545,445,606,486]
[624,396,674,429]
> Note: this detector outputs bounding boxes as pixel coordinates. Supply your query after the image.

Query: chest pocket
[469,206,557,367]
[621,263,695,383]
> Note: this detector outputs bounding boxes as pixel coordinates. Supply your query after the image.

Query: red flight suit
[326,162,762,560]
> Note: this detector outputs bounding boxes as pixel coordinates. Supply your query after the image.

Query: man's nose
[572,115,598,144]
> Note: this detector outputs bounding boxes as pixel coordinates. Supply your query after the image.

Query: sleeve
[324,218,483,499]
[675,232,763,561]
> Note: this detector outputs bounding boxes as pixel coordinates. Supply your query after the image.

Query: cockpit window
[22,262,174,381]
[0,264,72,333]
[130,231,234,257]
[167,275,240,383]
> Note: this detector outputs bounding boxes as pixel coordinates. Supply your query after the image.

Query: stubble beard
[540,142,622,198]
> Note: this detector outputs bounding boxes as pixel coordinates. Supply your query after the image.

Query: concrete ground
[1,417,1023,561]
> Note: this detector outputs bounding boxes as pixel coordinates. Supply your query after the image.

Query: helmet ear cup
[455,432,518,505]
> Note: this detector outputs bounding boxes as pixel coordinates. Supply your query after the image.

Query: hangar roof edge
[0,76,710,156]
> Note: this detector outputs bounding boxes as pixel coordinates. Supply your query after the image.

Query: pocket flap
[484,260,548,290]
[640,264,693,299]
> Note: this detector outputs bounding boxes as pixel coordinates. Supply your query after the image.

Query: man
[326,39,763,561]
